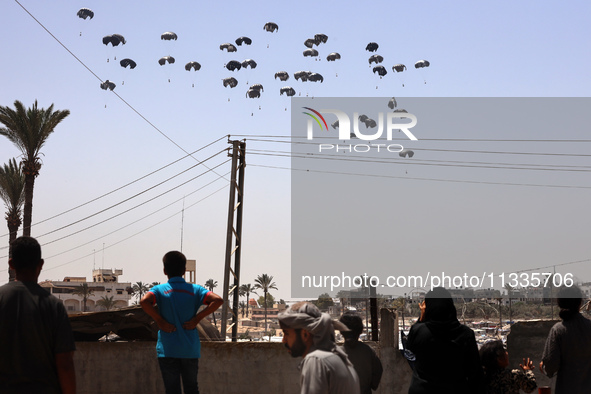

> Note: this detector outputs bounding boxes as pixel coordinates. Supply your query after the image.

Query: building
[40,268,132,313]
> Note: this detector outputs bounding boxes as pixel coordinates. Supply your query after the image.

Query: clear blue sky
[1,0,590,300]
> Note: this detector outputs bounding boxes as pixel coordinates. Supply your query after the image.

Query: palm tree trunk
[22,172,35,237]
[246,290,250,317]
[7,222,18,282]
[264,291,268,333]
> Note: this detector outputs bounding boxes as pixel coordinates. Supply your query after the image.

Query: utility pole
[221,139,246,341]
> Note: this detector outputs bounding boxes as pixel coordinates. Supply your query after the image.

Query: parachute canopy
[303,49,319,57]
[326,52,341,61]
[369,55,384,64]
[185,61,201,71]
[263,22,278,32]
[77,8,94,20]
[220,43,237,52]
[366,42,379,52]
[373,65,387,77]
[314,34,328,45]
[102,34,126,46]
[294,71,309,82]
[415,60,430,68]
[226,60,242,71]
[100,80,116,91]
[249,83,264,92]
[158,56,175,65]
[246,88,261,98]
[120,59,137,69]
[399,149,414,158]
[388,97,397,109]
[241,59,257,69]
[223,77,238,88]
[275,71,289,81]
[235,36,252,46]
[392,64,407,72]
[161,32,178,41]
[308,72,324,83]
[304,38,316,48]
[280,86,295,96]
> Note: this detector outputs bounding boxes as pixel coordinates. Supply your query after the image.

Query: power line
[23,149,228,242]
[0,135,228,239]
[39,158,230,246]
[248,163,591,189]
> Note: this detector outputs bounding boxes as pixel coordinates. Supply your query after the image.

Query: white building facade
[40,268,132,313]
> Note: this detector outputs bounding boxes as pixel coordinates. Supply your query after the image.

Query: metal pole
[231,141,246,341]
[221,141,239,339]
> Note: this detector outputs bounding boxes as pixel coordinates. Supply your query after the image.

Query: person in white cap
[278,301,360,394]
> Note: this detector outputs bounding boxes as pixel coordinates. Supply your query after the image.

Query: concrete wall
[73,309,413,394]
[506,319,558,392]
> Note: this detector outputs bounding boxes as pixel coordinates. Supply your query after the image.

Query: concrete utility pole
[221,139,246,341]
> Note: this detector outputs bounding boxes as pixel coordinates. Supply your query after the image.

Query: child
[479,340,537,394]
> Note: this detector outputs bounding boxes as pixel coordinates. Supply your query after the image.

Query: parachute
[280,86,296,96]
[326,52,341,61]
[415,60,430,68]
[388,97,397,109]
[100,80,116,90]
[77,8,94,20]
[223,77,238,88]
[373,65,387,77]
[161,32,178,41]
[235,36,252,46]
[246,88,261,98]
[220,43,237,52]
[369,55,384,65]
[120,59,137,69]
[263,22,278,32]
[304,38,316,48]
[102,34,126,46]
[275,71,289,81]
[314,34,328,45]
[399,149,414,158]
[241,59,257,69]
[366,42,379,52]
[392,64,407,72]
[308,73,324,83]
[294,71,309,82]
[185,61,201,71]
[303,49,319,57]
[158,56,175,65]
[226,60,242,71]
[249,84,264,92]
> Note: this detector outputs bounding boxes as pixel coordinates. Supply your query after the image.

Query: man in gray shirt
[279,302,360,394]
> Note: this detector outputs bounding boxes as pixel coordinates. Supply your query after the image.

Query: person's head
[9,236,43,278]
[423,287,457,322]
[279,302,318,358]
[162,251,186,278]
[339,312,363,342]
[479,340,508,373]
[557,285,583,321]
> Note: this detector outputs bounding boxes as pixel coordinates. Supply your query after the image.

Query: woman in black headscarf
[406,287,483,394]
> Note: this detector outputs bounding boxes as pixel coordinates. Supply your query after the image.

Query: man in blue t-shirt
[141,251,223,394]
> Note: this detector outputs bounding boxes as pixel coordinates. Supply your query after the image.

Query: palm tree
[132,281,150,304]
[239,301,247,317]
[239,283,257,318]
[97,295,116,311]
[0,100,70,236]
[205,279,218,326]
[0,158,25,282]
[253,274,278,333]
[72,283,94,312]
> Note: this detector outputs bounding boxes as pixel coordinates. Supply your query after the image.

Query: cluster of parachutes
[81,9,431,102]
